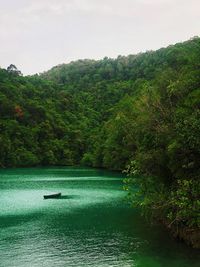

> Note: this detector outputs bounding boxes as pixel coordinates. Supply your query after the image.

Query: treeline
[0,37,200,241]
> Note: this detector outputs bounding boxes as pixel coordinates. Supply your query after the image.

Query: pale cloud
[0,0,199,75]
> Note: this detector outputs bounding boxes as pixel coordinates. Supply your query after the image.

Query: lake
[0,167,199,267]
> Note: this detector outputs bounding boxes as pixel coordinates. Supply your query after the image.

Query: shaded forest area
[0,37,199,245]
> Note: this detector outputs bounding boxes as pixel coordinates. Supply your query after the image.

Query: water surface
[0,167,199,267]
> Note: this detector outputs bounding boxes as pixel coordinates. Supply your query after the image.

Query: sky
[0,0,199,75]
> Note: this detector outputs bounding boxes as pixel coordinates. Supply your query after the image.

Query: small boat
[43,192,61,199]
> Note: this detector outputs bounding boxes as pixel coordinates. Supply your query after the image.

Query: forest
[0,37,199,247]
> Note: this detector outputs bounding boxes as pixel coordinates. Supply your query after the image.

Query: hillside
[0,37,200,247]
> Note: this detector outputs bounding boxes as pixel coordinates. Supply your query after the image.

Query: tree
[7,64,22,76]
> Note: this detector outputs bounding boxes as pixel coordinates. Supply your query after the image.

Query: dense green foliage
[0,37,199,231]
[0,69,90,166]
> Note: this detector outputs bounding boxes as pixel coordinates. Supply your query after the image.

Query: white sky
[0,0,199,75]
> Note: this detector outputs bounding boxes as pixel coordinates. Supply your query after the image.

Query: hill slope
[0,37,200,246]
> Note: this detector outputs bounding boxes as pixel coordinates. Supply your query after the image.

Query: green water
[0,167,199,267]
